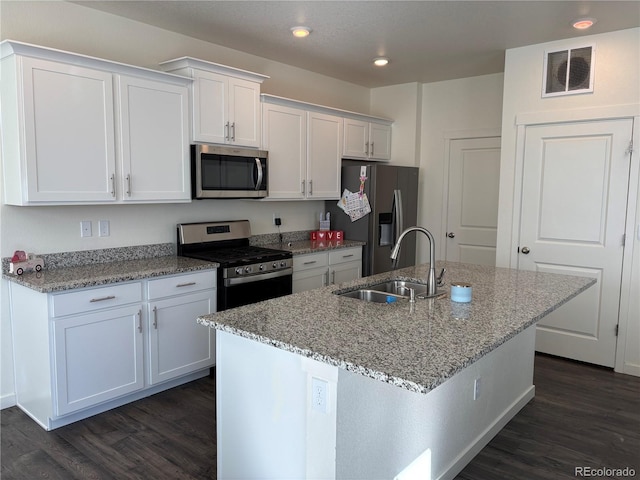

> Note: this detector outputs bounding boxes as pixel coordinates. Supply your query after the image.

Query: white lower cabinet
[293,247,362,293]
[9,269,216,430]
[147,286,215,385]
[53,304,145,416]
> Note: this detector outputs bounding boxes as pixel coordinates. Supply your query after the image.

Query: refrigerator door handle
[392,189,404,248]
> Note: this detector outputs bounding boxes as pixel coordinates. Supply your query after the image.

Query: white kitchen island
[198,262,594,480]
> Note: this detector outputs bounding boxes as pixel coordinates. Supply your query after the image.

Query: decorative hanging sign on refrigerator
[337,166,371,221]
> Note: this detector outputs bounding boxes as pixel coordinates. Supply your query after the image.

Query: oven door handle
[224,267,293,286]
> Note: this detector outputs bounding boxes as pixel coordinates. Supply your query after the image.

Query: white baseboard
[1,393,17,410]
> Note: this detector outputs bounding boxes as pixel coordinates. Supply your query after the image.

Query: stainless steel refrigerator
[325,161,419,277]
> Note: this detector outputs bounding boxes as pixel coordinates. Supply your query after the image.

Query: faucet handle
[437,268,446,287]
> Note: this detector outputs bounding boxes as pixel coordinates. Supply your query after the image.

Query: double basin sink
[337,279,441,304]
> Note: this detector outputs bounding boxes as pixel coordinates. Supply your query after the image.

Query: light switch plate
[98,220,110,237]
[80,220,92,237]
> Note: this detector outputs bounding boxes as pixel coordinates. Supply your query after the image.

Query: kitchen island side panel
[335,324,536,480]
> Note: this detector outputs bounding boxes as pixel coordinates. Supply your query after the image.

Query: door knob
[521,246,530,254]
[447,232,455,238]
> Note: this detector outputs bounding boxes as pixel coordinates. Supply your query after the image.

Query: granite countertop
[263,239,365,255]
[3,256,218,293]
[198,261,595,394]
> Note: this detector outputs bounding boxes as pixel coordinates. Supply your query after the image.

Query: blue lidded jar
[450,283,472,303]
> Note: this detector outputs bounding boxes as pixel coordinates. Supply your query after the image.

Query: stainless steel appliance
[192,144,268,199]
[325,161,419,276]
[177,220,292,310]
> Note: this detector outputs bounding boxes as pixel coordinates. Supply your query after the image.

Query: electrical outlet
[473,377,481,400]
[273,214,282,226]
[80,220,92,238]
[98,220,110,237]
[311,377,327,413]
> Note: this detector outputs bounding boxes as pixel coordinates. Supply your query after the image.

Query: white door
[445,137,501,266]
[519,118,633,367]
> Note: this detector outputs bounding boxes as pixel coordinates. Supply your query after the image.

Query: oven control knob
[280,261,287,268]
[235,267,243,275]
[272,262,278,269]
[245,266,253,274]
[259,264,265,271]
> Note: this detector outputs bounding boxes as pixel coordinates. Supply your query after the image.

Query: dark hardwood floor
[2,354,639,479]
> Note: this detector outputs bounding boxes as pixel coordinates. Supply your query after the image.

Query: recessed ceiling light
[291,26,311,38]
[572,17,596,29]
[373,57,389,67]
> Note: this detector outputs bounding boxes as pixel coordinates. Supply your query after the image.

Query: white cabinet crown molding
[159,56,269,83]
[0,40,192,86]
[261,94,393,126]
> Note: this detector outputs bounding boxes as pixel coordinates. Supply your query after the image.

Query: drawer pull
[89,295,116,303]
[303,261,317,265]
[176,282,197,288]
[342,254,354,258]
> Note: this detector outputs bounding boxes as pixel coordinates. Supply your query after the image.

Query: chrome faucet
[390,226,441,297]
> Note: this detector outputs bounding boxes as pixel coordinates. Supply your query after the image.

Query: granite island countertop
[198,261,595,394]
[3,256,218,293]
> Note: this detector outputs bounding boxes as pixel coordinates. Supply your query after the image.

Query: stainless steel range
[177,220,292,311]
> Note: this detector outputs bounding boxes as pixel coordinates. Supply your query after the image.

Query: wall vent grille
[542,44,595,97]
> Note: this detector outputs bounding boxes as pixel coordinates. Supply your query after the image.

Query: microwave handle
[254,158,264,191]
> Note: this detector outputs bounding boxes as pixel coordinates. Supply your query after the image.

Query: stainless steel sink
[365,280,429,296]
[336,279,444,303]
[338,289,405,304]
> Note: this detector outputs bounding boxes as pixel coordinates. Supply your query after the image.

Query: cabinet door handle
[371,142,374,156]
[176,282,196,288]
[365,141,369,156]
[331,270,336,284]
[137,309,142,333]
[110,174,115,197]
[152,306,158,329]
[231,122,236,142]
[309,180,313,196]
[126,174,131,196]
[323,270,328,287]
[225,122,230,141]
[301,180,305,195]
[89,295,116,303]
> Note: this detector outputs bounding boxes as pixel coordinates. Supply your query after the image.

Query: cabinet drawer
[51,283,142,318]
[328,247,362,265]
[147,270,216,299]
[293,252,328,272]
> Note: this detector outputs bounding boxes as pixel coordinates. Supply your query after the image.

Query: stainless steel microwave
[192,144,268,199]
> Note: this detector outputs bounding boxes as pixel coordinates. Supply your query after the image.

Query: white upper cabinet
[262,95,342,201]
[343,118,392,161]
[159,57,268,148]
[117,75,190,202]
[0,40,192,205]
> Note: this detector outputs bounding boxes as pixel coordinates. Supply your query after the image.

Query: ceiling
[73,1,640,88]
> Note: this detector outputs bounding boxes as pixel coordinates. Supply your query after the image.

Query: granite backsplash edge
[1,230,315,273]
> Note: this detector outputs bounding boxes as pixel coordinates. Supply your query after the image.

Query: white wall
[0,0,372,407]
[371,82,422,167]
[416,73,505,263]
[497,27,640,376]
